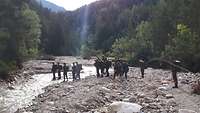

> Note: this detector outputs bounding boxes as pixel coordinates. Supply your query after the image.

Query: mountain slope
[36,0,66,12]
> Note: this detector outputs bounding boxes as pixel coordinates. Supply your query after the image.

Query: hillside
[36,0,66,12]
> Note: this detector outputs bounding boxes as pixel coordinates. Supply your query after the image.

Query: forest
[0,0,200,79]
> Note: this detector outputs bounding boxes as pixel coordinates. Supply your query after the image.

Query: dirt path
[16,66,200,113]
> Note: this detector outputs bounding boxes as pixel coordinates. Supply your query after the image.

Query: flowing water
[0,66,97,113]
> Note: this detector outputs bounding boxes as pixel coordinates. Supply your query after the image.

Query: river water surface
[0,66,97,113]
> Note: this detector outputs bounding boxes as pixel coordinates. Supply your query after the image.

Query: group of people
[94,57,112,78]
[51,62,82,81]
[51,57,179,88]
[72,62,82,81]
[113,59,129,79]
[94,57,179,88]
[94,57,129,79]
[51,62,68,80]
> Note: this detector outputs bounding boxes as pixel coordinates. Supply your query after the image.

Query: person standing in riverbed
[63,63,69,81]
[51,62,57,80]
[72,62,76,81]
[76,62,82,80]
[171,60,180,88]
[104,58,112,77]
[139,60,145,78]
[94,59,100,78]
[57,62,62,80]
[122,61,129,79]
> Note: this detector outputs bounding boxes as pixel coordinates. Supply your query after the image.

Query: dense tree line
[0,0,80,78]
[29,0,81,56]
[0,0,41,78]
[80,0,200,72]
[1,0,200,79]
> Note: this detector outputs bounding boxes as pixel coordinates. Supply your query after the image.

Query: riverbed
[0,66,97,113]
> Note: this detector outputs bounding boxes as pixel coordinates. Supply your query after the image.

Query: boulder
[108,101,142,113]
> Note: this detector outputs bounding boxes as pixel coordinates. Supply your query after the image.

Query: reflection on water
[0,66,97,113]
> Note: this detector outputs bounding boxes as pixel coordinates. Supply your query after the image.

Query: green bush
[0,61,10,79]
[0,60,16,79]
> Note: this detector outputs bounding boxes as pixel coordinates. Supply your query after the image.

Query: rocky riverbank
[0,56,96,113]
[16,66,200,113]
[0,56,94,89]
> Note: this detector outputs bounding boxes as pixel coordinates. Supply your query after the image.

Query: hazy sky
[46,0,98,11]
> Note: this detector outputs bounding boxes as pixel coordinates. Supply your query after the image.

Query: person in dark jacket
[122,61,129,79]
[51,62,57,80]
[57,62,62,80]
[113,60,122,79]
[63,63,69,81]
[100,60,105,77]
[94,59,100,78]
[72,62,76,81]
[171,60,180,88]
[139,60,145,78]
[76,62,82,80]
[104,58,112,77]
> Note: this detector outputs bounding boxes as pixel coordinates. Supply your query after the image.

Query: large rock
[108,101,142,113]
[179,109,197,113]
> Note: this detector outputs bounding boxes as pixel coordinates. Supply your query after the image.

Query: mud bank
[16,67,200,113]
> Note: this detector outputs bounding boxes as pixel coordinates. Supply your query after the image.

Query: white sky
[46,0,98,11]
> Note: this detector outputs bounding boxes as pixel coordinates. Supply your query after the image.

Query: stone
[158,86,168,91]
[122,98,130,102]
[108,101,142,113]
[117,92,125,95]
[137,93,145,98]
[7,86,15,90]
[154,90,166,98]
[166,99,176,107]
[101,87,111,92]
[161,80,170,85]
[147,102,161,109]
[180,79,190,84]
[165,94,174,99]
[178,109,197,113]
[47,101,54,105]
[129,97,137,103]
[143,97,154,103]
[67,85,74,88]
[54,84,60,88]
